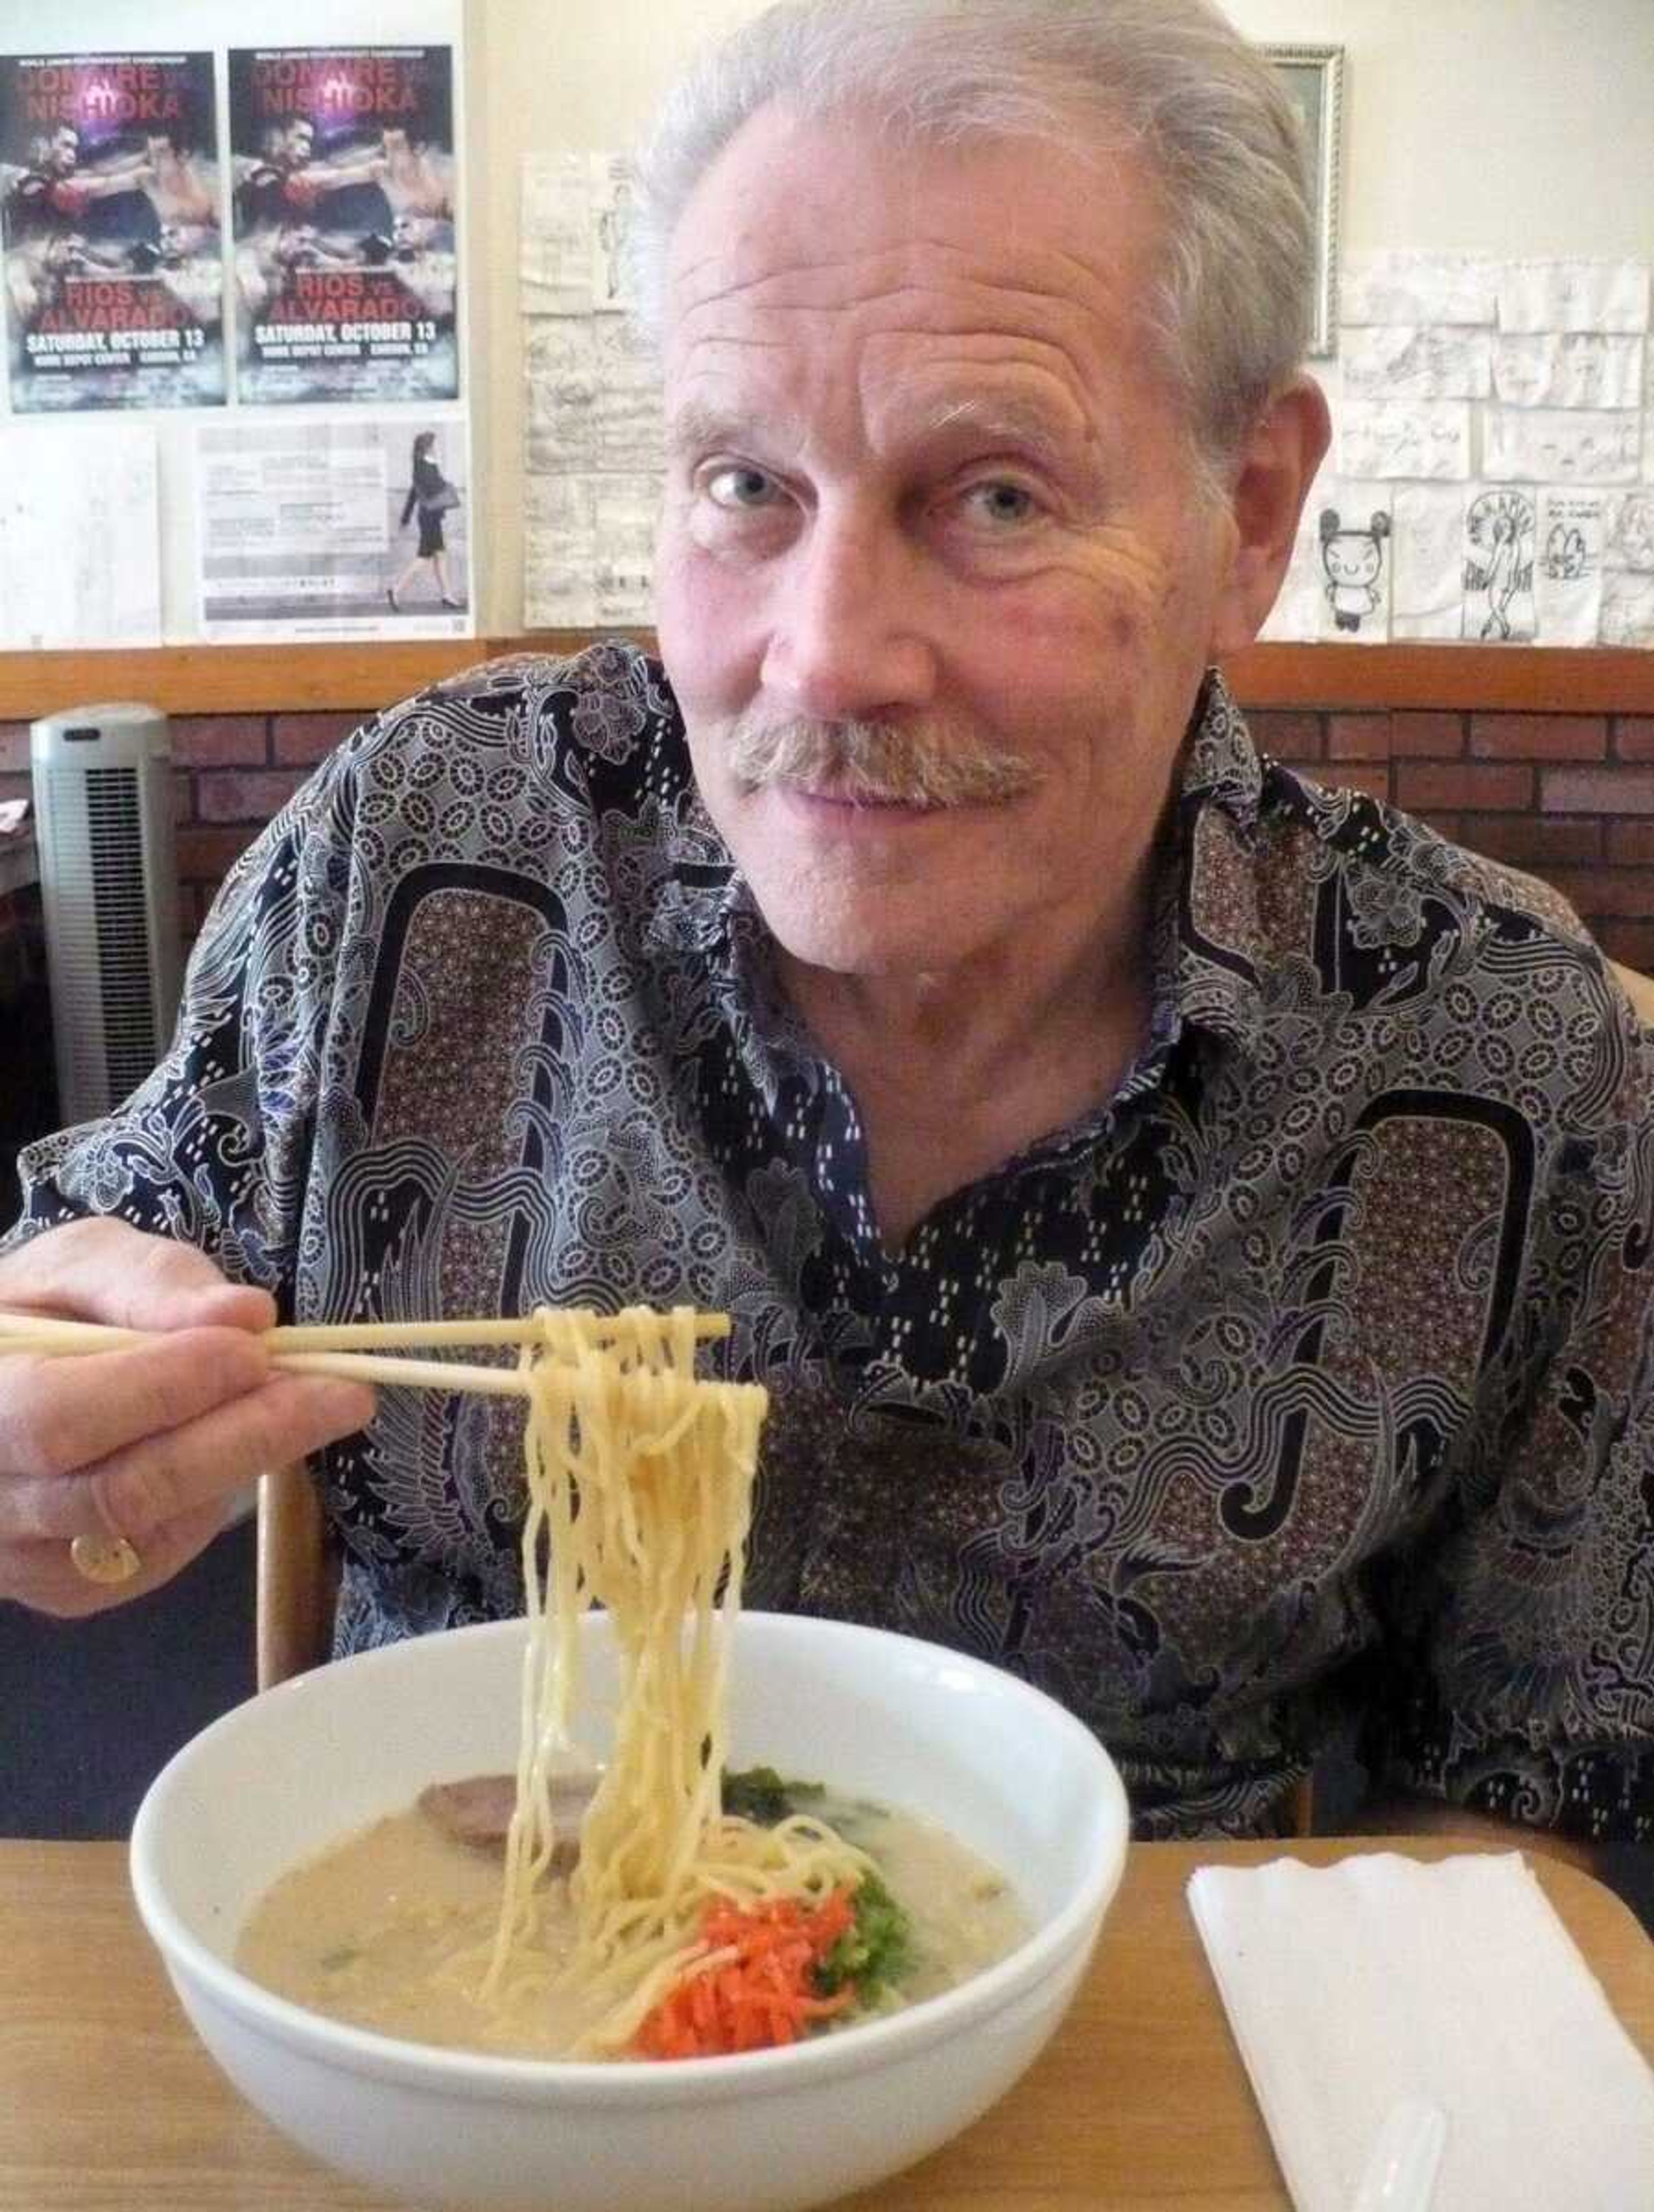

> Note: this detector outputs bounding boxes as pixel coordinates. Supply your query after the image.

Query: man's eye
[960,481,1039,527]
[704,465,780,510]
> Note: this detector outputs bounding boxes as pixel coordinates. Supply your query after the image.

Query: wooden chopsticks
[0,1310,731,1400]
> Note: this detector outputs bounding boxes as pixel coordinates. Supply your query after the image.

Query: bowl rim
[131,1611,1129,2107]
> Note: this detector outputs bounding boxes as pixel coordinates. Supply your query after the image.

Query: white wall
[1230,0,1654,257]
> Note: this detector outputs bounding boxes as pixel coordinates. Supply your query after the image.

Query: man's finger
[0,1502,229,1618]
[89,1373,374,1544]
[0,1218,277,1336]
[0,1328,275,1483]
[0,1371,371,1545]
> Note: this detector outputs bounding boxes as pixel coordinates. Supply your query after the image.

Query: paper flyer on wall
[195,414,471,640]
[523,471,655,628]
[0,52,224,412]
[520,151,642,317]
[0,419,160,645]
[229,47,458,405]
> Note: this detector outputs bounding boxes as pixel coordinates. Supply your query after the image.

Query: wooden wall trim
[0,642,507,720]
[2,637,1651,722]
[1224,643,1654,714]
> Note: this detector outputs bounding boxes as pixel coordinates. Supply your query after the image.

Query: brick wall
[1247,707,1654,972]
[3,700,1652,971]
[0,710,362,945]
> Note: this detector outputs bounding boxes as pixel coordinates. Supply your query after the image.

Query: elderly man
[2,0,1650,1849]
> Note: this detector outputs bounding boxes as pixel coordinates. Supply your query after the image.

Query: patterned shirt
[15,645,1654,1842]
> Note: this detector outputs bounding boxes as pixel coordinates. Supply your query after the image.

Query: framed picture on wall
[1263,44,1344,357]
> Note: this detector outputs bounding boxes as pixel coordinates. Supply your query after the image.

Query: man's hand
[0,1219,374,1617]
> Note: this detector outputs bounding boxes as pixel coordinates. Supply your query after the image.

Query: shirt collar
[1167,668,1270,1063]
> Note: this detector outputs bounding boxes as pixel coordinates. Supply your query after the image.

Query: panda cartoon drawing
[1319,508,1391,633]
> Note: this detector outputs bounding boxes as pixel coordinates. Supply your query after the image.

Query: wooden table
[2,1837,1651,2210]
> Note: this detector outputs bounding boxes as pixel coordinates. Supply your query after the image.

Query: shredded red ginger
[633,1888,858,2059]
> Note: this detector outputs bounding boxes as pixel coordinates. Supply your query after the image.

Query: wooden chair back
[255,1463,336,1690]
[1612,958,1654,1024]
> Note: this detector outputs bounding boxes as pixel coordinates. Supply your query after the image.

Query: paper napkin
[1187,1852,1654,2211]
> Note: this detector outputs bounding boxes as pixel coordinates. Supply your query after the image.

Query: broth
[236,1789,1027,2060]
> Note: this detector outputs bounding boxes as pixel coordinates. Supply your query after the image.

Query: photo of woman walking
[389,429,462,609]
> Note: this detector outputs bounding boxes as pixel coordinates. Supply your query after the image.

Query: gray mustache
[723,715,1036,807]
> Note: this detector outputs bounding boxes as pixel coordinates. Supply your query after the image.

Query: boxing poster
[0,53,225,412]
[229,47,459,405]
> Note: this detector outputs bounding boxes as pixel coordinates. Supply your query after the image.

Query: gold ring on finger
[70,1532,143,1585]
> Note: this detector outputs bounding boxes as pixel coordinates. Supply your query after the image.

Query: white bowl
[131,1612,1129,2212]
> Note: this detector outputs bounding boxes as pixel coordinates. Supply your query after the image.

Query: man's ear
[1208,375,1333,655]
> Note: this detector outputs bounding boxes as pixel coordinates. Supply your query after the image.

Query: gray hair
[631,0,1314,473]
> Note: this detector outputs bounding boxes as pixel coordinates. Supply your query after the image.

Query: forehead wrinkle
[676,327,1105,427]
[672,333,796,360]
[863,337,1096,416]
[670,235,1135,329]
[865,335,1107,444]
[672,271,1125,338]
[674,223,1127,293]
[675,316,1109,395]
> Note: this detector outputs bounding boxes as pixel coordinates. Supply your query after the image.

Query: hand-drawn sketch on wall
[1540,505,1593,583]
[1341,325,1491,402]
[1318,504,1391,635]
[1338,398,1471,481]
[1497,258,1651,335]
[1492,332,1645,410]
[520,152,644,318]
[1390,483,1468,641]
[521,149,666,629]
[592,155,637,312]
[1602,569,1654,645]
[1340,251,1498,329]
[522,468,655,628]
[1463,488,1536,642]
[1263,45,1342,357]
[521,151,594,315]
[1535,488,1604,645]
[1483,406,1642,485]
[1607,489,1654,571]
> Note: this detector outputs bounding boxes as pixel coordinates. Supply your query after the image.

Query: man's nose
[759,508,936,721]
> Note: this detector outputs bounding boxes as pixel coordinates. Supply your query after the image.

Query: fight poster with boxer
[0,52,224,411]
[229,47,459,404]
